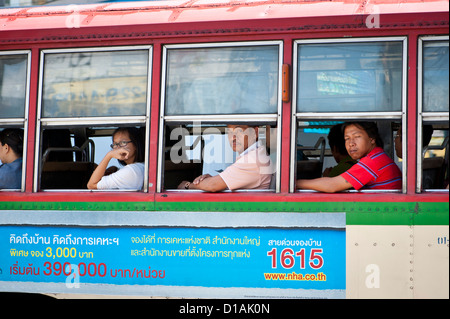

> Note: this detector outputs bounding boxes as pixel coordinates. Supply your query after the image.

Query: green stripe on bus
[0,201,448,225]
[0,201,153,211]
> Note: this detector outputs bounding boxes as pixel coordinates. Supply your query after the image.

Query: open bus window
[159,42,282,192]
[421,123,449,190]
[292,38,406,192]
[293,120,402,192]
[162,123,277,192]
[38,126,147,191]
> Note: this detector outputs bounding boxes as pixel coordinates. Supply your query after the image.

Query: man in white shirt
[178,124,274,192]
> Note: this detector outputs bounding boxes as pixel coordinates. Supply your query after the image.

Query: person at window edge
[0,128,24,189]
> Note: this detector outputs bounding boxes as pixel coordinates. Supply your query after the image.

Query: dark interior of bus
[4,120,446,191]
[422,122,449,190]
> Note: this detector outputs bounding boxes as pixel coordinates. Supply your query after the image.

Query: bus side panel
[413,226,449,299]
[346,225,449,299]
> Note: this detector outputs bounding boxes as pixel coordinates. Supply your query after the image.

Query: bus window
[39,127,96,190]
[0,53,28,118]
[418,37,449,192]
[294,120,401,187]
[35,46,152,192]
[162,123,276,191]
[0,51,30,191]
[41,49,149,118]
[292,38,406,192]
[164,45,279,115]
[421,123,449,190]
[422,39,449,113]
[159,42,282,192]
[296,41,403,113]
[38,126,147,191]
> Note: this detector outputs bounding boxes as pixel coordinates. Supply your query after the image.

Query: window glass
[41,50,149,118]
[423,41,449,112]
[297,42,403,113]
[165,46,279,115]
[0,54,28,118]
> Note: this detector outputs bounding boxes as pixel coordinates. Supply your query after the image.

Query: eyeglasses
[110,140,133,149]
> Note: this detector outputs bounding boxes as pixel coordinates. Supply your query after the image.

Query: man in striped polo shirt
[296,122,402,192]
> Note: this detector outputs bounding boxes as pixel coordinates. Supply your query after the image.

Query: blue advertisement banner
[0,211,345,298]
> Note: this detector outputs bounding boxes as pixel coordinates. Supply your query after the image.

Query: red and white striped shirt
[341,147,402,190]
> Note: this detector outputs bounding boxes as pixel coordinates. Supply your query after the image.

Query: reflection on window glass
[423,41,449,112]
[0,54,28,118]
[297,42,403,112]
[42,50,149,118]
[165,46,279,115]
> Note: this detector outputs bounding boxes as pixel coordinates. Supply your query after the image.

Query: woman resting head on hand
[87,127,145,190]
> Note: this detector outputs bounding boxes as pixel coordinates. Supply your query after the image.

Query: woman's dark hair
[342,121,384,149]
[0,128,24,157]
[113,127,145,166]
[328,123,349,156]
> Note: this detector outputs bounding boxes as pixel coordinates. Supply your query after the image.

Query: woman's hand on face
[109,147,130,161]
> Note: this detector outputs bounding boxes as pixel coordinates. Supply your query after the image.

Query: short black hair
[328,123,348,155]
[0,128,24,157]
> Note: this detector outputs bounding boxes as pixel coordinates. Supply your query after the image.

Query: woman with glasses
[0,128,24,190]
[87,127,145,190]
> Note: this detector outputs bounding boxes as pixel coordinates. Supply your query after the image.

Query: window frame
[290,37,408,193]
[0,50,31,192]
[417,35,449,193]
[158,41,284,193]
[34,45,153,192]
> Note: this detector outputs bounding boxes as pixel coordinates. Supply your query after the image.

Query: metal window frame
[158,41,284,193]
[0,50,31,192]
[417,35,450,193]
[34,45,153,192]
[291,37,408,193]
